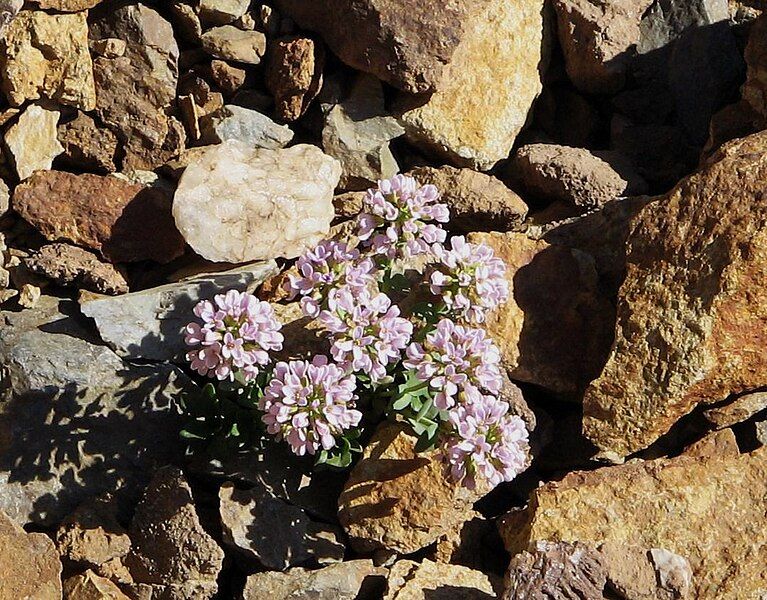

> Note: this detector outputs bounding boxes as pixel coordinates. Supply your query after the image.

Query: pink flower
[259,356,362,456]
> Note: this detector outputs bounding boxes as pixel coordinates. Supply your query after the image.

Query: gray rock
[79,261,278,362]
[201,105,294,148]
[199,0,251,26]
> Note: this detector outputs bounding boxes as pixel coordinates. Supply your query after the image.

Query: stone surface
[0,178,8,216]
[500,447,767,599]
[384,559,497,600]
[80,261,277,362]
[322,74,404,190]
[4,104,64,181]
[14,171,185,264]
[398,0,547,170]
[266,35,324,121]
[584,131,767,458]
[201,104,294,148]
[125,467,224,598]
[173,141,341,263]
[219,482,345,571]
[201,26,266,64]
[32,0,101,9]
[199,0,251,25]
[0,297,194,526]
[705,392,767,429]
[338,422,489,555]
[0,509,62,599]
[242,560,385,600]
[744,14,767,127]
[57,112,119,174]
[512,144,647,209]
[210,59,247,95]
[0,0,21,36]
[1,9,96,110]
[410,165,528,233]
[63,570,130,600]
[25,244,129,295]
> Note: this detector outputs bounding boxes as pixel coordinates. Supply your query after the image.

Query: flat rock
[25,243,129,295]
[743,14,767,128]
[1,9,96,110]
[57,112,119,174]
[409,165,527,233]
[13,171,185,264]
[63,570,130,600]
[704,391,767,429]
[266,35,324,121]
[79,261,277,361]
[583,130,767,458]
[201,26,266,64]
[173,141,340,263]
[199,0,251,25]
[201,104,294,148]
[384,559,497,600]
[4,104,63,181]
[0,509,62,599]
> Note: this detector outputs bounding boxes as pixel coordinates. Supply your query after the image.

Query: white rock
[201,105,294,148]
[4,105,63,181]
[173,141,341,263]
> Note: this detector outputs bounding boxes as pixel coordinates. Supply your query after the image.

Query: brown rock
[201,26,266,64]
[209,59,247,95]
[409,165,528,233]
[0,508,62,599]
[57,112,119,173]
[384,559,498,600]
[684,428,740,460]
[32,0,102,9]
[0,0,21,36]
[13,171,185,264]
[743,14,767,127]
[583,130,767,458]
[63,570,130,600]
[703,100,759,159]
[265,35,324,121]
[704,391,767,429]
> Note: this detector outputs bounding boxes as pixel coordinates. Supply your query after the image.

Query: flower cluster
[430,236,509,324]
[185,290,284,382]
[357,174,449,260]
[259,356,362,456]
[403,318,502,410]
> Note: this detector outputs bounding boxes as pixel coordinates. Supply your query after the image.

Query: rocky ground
[0,0,766,598]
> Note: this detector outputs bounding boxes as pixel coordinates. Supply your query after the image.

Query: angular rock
[201,104,294,148]
[13,171,185,264]
[743,14,767,127]
[25,244,129,295]
[384,559,497,600]
[199,0,251,25]
[4,104,63,181]
[704,391,767,429]
[0,0,21,36]
[92,38,127,59]
[32,0,102,9]
[0,178,8,217]
[219,482,345,571]
[210,59,247,96]
[1,9,96,110]
[0,509,62,599]
[173,141,341,263]
[125,467,224,598]
[266,35,324,121]
[409,165,527,233]
[64,570,130,600]
[169,1,202,44]
[80,261,277,361]
[322,74,404,190]
[584,131,767,458]
[57,112,119,174]
[201,26,266,64]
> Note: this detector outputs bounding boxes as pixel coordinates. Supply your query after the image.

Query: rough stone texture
[13,171,185,264]
[25,244,129,295]
[199,0,251,25]
[57,112,119,174]
[583,131,767,458]
[201,26,266,64]
[242,560,385,600]
[338,422,489,555]
[322,74,404,190]
[210,59,247,95]
[512,144,647,209]
[200,104,294,148]
[704,392,767,429]
[470,231,614,396]
[600,542,693,600]
[219,482,345,571]
[80,261,277,362]
[0,509,62,599]
[63,570,130,600]
[0,297,194,526]
[500,447,767,599]
[409,165,528,233]
[0,0,21,36]
[32,0,101,9]
[0,178,9,216]
[266,35,324,121]
[4,104,63,181]
[173,141,341,263]
[90,3,184,171]
[1,9,96,110]
[398,0,547,170]
[743,14,767,127]
[384,559,497,600]
[125,467,224,598]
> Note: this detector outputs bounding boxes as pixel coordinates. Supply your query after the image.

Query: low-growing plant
[180,175,529,489]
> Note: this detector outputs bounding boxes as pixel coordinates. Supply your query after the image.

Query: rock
[219,482,345,571]
[431,512,504,573]
[13,171,185,264]
[583,130,767,458]
[0,0,21,36]
[1,9,96,110]
[201,104,294,148]
[18,283,41,308]
[242,560,385,600]
[169,1,202,44]
[92,38,127,59]
[535,84,602,148]
[125,467,224,598]
[684,429,740,460]
[743,14,767,127]
[201,26,266,64]
[398,0,547,170]
[409,165,527,233]
[338,422,489,555]
[704,391,767,429]
[500,447,766,599]
[32,0,101,9]
[90,3,184,171]
[79,261,277,361]
[64,570,130,600]
[0,296,194,525]
[322,74,404,190]
[4,104,63,181]
[512,144,647,209]
[179,92,225,142]
[173,141,340,263]
[0,178,8,217]
[199,0,251,25]
[265,35,324,121]
[57,112,119,174]
[0,509,62,599]
[25,244,129,295]
[210,59,247,95]
[384,559,497,600]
